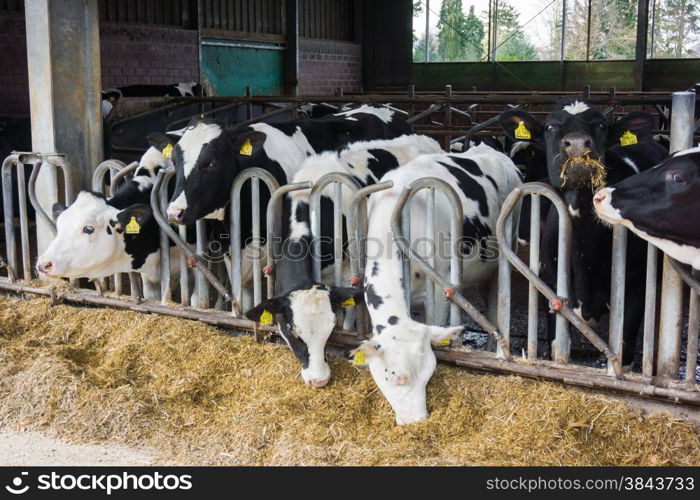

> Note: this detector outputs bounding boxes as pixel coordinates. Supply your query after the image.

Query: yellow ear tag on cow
[620,130,638,146]
[514,122,531,140]
[125,217,140,234]
[435,337,451,347]
[259,309,273,325]
[108,96,116,102]
[353,349,366,366]
[240,139,253,156]
[341,297,355,307]
[162,143,173,159]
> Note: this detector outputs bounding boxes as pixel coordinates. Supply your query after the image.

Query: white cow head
[36,192,153,280]
[352,321,463,425]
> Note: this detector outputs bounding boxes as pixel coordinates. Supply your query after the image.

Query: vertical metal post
[425,188,435,324]
[251,177,262,306]
[560,0,567,62]
[686,290,698,385]
[657,91,695,379]
[554,208,571,363]
[158,181,171,303]
[527,194,541,360]
[16,164,31,280]
[634,0,650,91]
[178,225,190,306]
[608,225,627,374]
[444,85,452,151]
[285,0,299,95]
[424,0,430,63]
[497,215,512,358]
[401,206,411,309]
[585,0,592,61]
[333,182,343,286]
[195,220,209,308]
[642,243,658,376]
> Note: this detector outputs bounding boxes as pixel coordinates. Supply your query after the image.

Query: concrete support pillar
[24,0,102,253]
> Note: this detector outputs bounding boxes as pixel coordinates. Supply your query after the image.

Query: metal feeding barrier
[1,91,698,407]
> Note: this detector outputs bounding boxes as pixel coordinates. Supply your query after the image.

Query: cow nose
[593,189,608,205]
[167,205,184,223]
[36,260,52,274]
[305,377,330,388]
[562,134,593,156]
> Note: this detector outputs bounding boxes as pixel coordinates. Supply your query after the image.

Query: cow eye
[545,125,555,133]
[82,226,94,234]
[671,172,684,183]
[598,123,607,129]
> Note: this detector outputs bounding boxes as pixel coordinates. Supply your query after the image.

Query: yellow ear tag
[108,96,116,102]
[125,217,141,234]
[259,309,273,325]
[162,143,173,159]
[353,349,366,366]
[240,138,253,156]
[514,122,531,140]
[435,337,451,347]
[341,297,355,307]
[620,130,638,146]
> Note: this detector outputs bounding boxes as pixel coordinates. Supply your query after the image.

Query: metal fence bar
[527,193,541,360]
[251,177,262,306]
[496,183,621,376]
[230,168,280,310]
[687,289,698,386]
[333,182,343,286]
[425,187,435,325]
[608,225,627,375]
[642,243,658,377]
[657,91,695,379]
[15,162,30,280]
[158,174,172,303]
[2,154,20,278]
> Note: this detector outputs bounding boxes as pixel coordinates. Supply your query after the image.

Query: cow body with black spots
[156,106,411,309]
[352,144,522,424]
[594,147,700,271]
[244,134,442,388]
[500,102,668,366]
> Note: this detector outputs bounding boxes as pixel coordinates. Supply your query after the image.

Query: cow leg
[141,276,161,301]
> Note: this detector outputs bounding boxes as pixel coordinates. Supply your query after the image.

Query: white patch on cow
[204,207,225,220]
[621,156,640,174]
[36,192,152,280]
[336,105,394,124]
[137,146,165,177]
[167,126,188,137]
[101,99,113,118]
[133,175,154,192]
[250,123,311,178]
[450,142,464,152]
[287,287,337,387]
[563,101,590,115]
[174,81,198,96]
[178,121,223,178]
[568,204,581,218]
[168,191,188,215]
[509,141,531,158]
[361,143,522,424]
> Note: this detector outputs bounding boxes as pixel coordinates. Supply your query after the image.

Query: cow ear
[233,131,266,158]
[349,339,383,361]
[244,295,289,321]
[52,202,67,220]
[329,286,365,306]
[609,111,655,145]
[427,325,464,345]
[499,110,544,145]
[147,132,176,154]
[114,204,152,234]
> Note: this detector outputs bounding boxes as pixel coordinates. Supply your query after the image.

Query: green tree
[652,0,700,58]
[414,31,440,62]
[437,0,469,61]
[463,5,486,61]
[495,1,539,61]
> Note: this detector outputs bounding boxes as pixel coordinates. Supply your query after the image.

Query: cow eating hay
[0,295,698,466]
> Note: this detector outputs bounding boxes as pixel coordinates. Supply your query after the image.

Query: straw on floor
[0,295,698,465]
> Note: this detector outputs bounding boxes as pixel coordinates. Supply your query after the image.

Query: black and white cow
[244,134,443,387]
[162,105,412,225]
[500,102,668,365]
[351,144,522,424]
[594,147,700,271]
[101,82,204,117]
[35,145,174,299]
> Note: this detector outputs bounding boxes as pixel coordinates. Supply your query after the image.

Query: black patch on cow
[106,226,112,235]
[485,175,498,191]
[448,156,484,177]
[388,315,399,325]
[366,148,400,180]
[439,161,489,217]
[365,284,384,309]
[370,261,380,277]
[460,216,493,258]
[375,324,385,334]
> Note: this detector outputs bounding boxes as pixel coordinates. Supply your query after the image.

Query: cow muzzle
[166,205,185,224]
[36,259,53,276]
[559,134,606,191]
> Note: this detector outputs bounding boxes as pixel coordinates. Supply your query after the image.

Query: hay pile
[0,295,698,466]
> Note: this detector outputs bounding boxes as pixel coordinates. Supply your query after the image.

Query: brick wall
[0,13,199,115]
[298,38,361,95]
[100,22,198,89]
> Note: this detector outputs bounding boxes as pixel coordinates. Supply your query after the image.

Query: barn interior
[0,0,698,466]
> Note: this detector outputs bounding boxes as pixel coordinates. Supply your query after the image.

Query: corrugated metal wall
[99,0,196,28]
